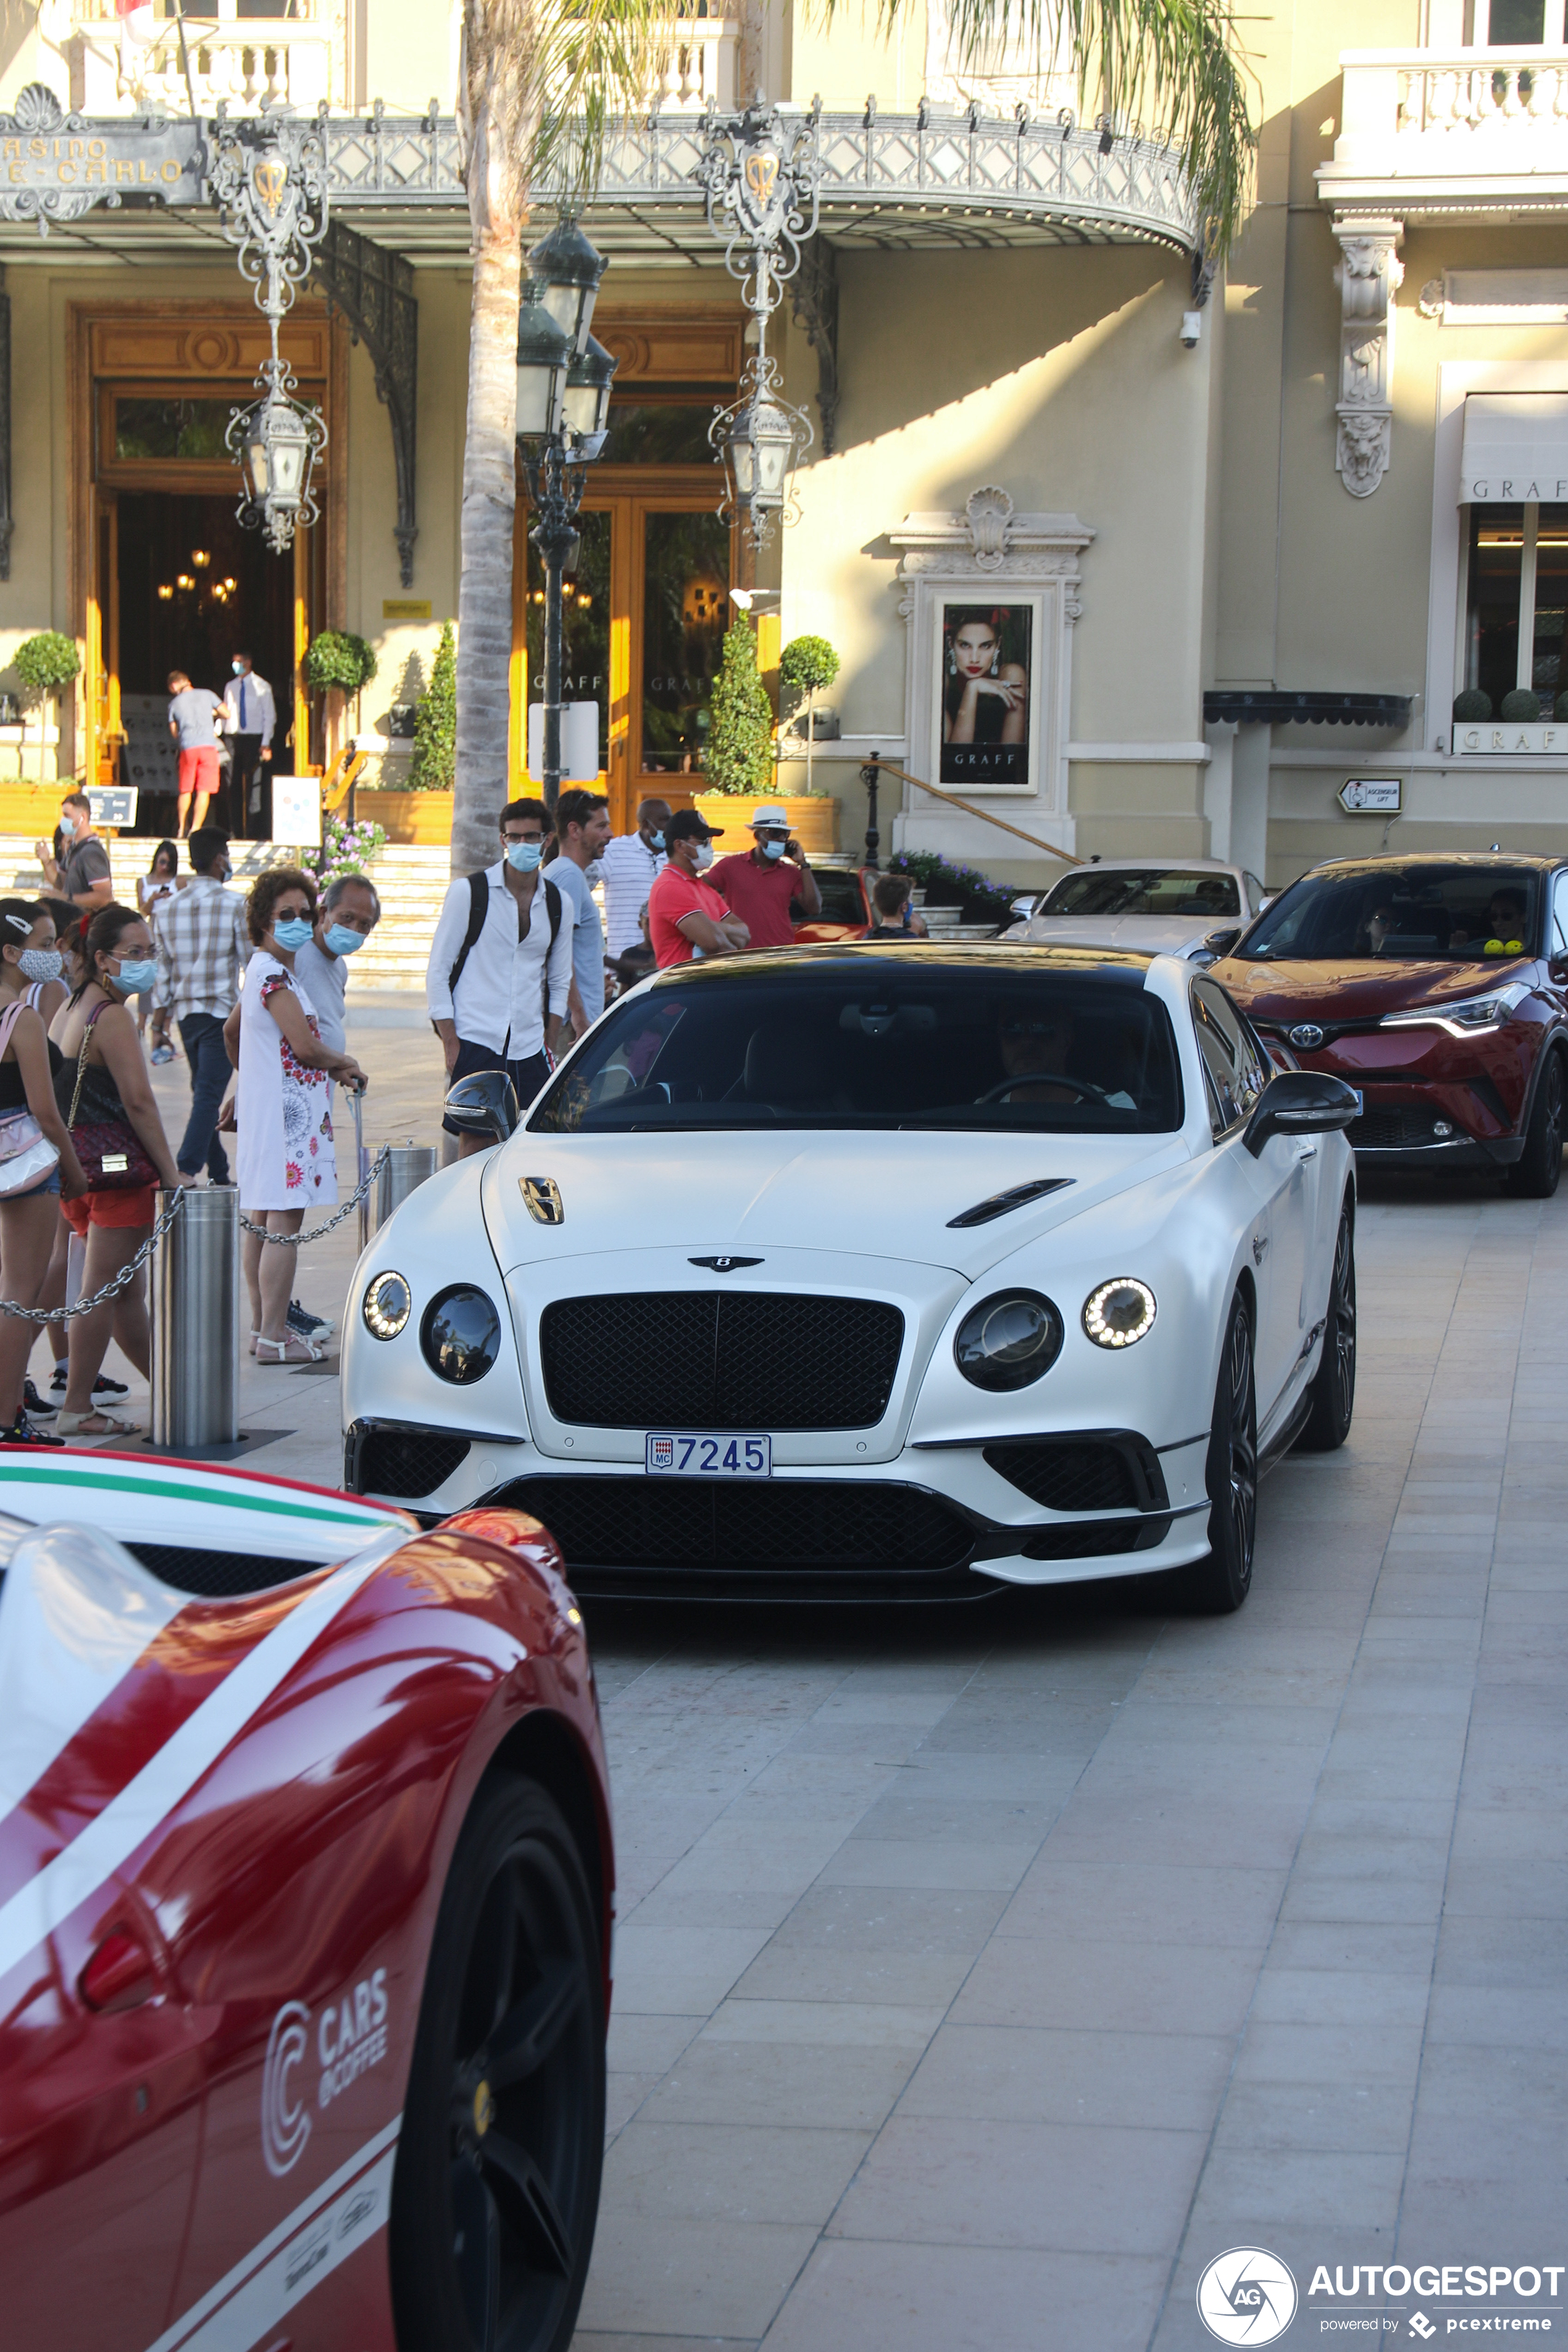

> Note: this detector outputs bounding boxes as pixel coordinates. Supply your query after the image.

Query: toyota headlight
[420,1285,502,1385]
[1083,1278,1157,1349]
[362,1271,411,1341]
[1380,982,1531,1039]
[954,1290,1063,1391]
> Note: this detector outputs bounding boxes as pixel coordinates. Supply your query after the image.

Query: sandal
[253,1332,325,1366]
[56,1410,141,1438]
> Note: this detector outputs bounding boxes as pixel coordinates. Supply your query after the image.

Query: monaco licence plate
[645,1432,772,1478]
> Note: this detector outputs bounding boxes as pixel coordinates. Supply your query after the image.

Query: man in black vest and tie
[221,651,277,839]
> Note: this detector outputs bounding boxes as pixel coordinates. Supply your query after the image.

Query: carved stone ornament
[1418,278,1445,320]
[965,485,1015,570]
[1332,214,1403,499]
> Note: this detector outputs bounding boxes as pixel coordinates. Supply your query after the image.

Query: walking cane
[352,1082,369,1254]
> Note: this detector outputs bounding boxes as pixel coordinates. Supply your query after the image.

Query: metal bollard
[151,1186,240,1451]
[375,1143,438,1232]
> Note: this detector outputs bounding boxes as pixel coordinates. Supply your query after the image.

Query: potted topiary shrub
[12,630,81,764]
[303,628,379,736]
[409,620,456,791]
[1452,688,1491,720]
[1499,687,1541,722]
[778,633,841,799]
[705,617,775,797]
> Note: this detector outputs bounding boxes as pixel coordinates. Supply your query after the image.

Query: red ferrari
[0,1450,612,2352]
[1209,851,1568,1194]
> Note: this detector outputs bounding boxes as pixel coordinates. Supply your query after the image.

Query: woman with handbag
[51,902,182,1438]
[226,867,366,1366]
[0,899,89,1443]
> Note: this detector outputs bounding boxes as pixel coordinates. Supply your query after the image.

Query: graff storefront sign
[0,85,204,233]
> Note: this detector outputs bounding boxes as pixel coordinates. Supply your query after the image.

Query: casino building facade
[1,0,1568,887]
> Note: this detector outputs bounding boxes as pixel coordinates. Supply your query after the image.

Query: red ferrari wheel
[391,1776,606,2352]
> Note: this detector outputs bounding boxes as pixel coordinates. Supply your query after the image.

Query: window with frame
[1464,504,1568,712]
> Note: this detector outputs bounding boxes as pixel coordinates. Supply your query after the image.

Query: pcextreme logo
[1199,2248,1301,2346]
[261,1969,391,2177]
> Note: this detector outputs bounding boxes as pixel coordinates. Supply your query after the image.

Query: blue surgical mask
[761,838,787,861]
[506,840,543,873]
[649,830,665,851]
[324,923,368,956]
[273,917,314,951]
[231,661,246,676]
[111,957,157,995]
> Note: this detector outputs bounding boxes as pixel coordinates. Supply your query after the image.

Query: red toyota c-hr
[1207,852,1568,1195]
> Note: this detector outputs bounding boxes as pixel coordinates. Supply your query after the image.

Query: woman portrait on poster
[943,607,1028,751]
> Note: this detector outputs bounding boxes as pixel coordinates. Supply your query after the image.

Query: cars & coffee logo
[1199,2249,1300,2345]
[261,1999,312,2177]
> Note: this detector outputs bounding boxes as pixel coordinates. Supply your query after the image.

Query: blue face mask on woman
[324,923,368,956]
[111,957,158,995]
[506,840,543,874]
[273,916,314,951]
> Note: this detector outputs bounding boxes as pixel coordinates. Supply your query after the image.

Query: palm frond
[838,0,1257,255]
[461,0,679,217]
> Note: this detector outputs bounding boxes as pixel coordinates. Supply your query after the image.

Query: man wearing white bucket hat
[709,804,821,952]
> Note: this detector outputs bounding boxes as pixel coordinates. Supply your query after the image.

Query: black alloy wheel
[1179,1289,1257,1614]
[1507,1049,1566,1198]
[391,1777,606,2352]
[1299,1201,1357,1453]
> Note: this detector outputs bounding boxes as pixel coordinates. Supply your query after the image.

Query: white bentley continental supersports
[341,946,1360,1612]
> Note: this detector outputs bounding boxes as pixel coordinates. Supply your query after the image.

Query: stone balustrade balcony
[68,4,338,116]
[1320,44,1568,219]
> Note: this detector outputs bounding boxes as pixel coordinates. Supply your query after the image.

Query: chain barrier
[239,1145,391,1246]
[0,1186,189,1325]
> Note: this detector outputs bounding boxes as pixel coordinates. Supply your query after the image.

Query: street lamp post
[515,222,614,815]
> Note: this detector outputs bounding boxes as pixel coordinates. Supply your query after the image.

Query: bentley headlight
[420,1285,502,1385]
[1083,1278,1157,1349]
[954,1290,1063,1391]
[362,1271,411,1341]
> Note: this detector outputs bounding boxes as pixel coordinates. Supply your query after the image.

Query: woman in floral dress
[228,867,366,1363]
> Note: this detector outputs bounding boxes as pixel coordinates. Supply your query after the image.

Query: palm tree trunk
[452,65,527,878]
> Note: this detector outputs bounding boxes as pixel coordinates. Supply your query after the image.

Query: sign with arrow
[1338,778,1401,814]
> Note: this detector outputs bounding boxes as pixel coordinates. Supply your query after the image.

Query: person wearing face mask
[222,868,367,1364]
[426,798,572,1159]
[600,797,671,959]
[707,804,822,952]
[148,827,251,1193]
[49,904,183,1438]
[293,874,381,1059]
[0,901,89,1445]
[221,653,277,840]
[648,809,751,969]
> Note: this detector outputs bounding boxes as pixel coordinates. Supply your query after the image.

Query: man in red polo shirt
[648,809,752,967]
[708,804,823,951]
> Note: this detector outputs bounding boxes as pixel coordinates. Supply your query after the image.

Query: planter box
[0,785,69,836]
[690,794,841,854]
[353,788,453,845]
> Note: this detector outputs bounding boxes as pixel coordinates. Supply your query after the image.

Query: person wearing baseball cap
[707,804,822,952]
[647,809,752,968]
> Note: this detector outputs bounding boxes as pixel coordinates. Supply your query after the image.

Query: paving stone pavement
[62,1017,1566,2348]
[569,1179,1568,2352]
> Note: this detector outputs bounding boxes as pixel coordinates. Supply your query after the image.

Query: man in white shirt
[599,796,670,957]
[222,651,277,839]
[426,798,574,1157]
[549,786,613,1036]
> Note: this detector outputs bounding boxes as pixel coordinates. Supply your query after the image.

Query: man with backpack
[426,798,574,1157]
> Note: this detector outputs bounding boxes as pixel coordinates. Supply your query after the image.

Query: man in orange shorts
[167,669,225,838]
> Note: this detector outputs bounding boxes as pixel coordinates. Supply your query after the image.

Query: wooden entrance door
[86,488,120,793]
[511,486,738,832]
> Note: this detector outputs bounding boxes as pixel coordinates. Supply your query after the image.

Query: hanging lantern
[515,280,573,443]
[562,333,617,457]
[227,373,325,554]
[527,216,608,355]
[709,362,813,547]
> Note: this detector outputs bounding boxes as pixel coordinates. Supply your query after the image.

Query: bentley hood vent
[947,1178,1074,1229]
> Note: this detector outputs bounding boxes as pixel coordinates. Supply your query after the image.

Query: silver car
[1007,857,1267,961]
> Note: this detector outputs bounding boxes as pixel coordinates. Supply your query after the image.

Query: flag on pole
[117,0,156,83]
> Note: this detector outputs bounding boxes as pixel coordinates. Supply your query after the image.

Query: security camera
[1181,311,1203,349]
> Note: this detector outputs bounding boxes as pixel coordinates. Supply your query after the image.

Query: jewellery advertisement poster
[938,598,1036,790]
